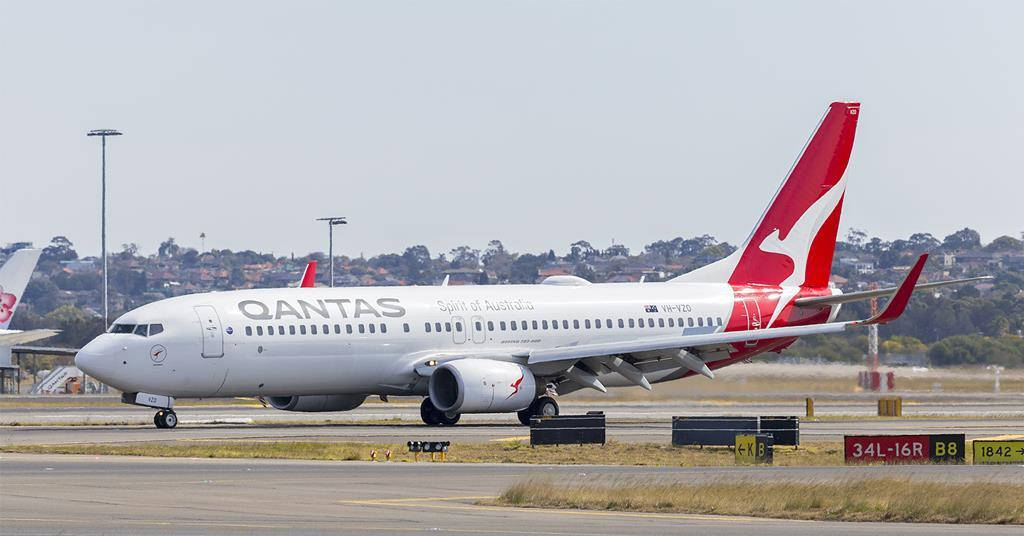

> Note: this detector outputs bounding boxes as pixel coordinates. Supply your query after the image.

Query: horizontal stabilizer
[794,275,992,307]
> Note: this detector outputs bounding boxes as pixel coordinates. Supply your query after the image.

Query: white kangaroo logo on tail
[757,176,847,327]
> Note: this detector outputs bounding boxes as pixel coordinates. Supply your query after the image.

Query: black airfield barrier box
[672,416,800,447]
[530,412,606,446]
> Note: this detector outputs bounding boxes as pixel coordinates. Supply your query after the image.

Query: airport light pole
[87,129,123,329]
[316,217,347,287]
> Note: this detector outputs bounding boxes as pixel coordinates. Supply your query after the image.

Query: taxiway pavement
[2,453,1021,536]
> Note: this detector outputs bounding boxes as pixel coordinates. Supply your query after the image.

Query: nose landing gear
[517,396,559,426]
[154,409,178,429]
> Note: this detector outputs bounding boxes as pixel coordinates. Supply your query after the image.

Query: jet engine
[267,394,367,412]
[428,359,536,414]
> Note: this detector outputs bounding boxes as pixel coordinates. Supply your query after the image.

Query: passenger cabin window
[425,322,432,333]
[346,325,353,334]
[668,318,675,328]
[245,326,253,336]
[520,320,528,330]
[658,318,665,328]
[551,320,558,330]
[278,326,285,335]
[487,321,494,331]
[698,317,704,327]
[266,326,273,336]
[688,318,694,327]
[311,325,318,335]
[455,322,463,332]
[381,323,387,333]
[562,320,569,329]
[435,322,442,333]
[573,319,580,329]
[368,324,375,334]
[256,326,264,336]
[475,321,482,332]
[606,319,612,328]
[584,319,591,329]
[500,321,507,330]
[445,322,452,332]
[404,323,410,333]
[300,325,307,335]
[618,319,625,328]
[706,317,713,327]
[358,324,365,334]
[289,325,296,335]
[510,321,517,331]
[334,324,341,334]
[323,324,329,334]
[628,319,635,328]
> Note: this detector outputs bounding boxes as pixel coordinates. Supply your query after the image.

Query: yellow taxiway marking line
[490,436,530,442]
[337,496,811,524]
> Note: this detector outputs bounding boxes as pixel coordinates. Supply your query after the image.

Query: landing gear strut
[517,396,559,426]
[154,409,178,429]
[420,397,460,426]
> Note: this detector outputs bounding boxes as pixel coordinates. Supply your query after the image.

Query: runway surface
[2,453,1021,536]
[2,399,1023,445]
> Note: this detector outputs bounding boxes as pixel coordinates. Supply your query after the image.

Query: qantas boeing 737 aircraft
[75,102,984,429]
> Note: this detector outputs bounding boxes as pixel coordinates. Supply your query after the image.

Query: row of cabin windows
[243,315,725,338]
[426,316,724,334]
[244,322,412,337]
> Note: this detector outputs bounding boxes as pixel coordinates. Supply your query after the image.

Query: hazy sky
[3,1,1022,259]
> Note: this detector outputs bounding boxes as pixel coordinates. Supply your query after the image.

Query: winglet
[860,254,928,325]
[299,261,317,288]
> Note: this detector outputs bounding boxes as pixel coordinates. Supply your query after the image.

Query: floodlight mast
[86,129,123,329]
[315,217,347,287]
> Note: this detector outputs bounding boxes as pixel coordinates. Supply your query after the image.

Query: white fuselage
[76,281,745,398]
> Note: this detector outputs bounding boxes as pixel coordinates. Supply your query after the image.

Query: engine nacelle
[267,394,367,412]
[428,359,536,414]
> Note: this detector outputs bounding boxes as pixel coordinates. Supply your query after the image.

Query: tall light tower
[87,129,123,329]
[316,217,347,287]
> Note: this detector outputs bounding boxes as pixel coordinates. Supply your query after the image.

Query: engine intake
[428,359,536,414]
[267,394,367,412]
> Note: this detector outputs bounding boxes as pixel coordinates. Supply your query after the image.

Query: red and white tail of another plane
[299,261,317,288]
[0,249,58,356]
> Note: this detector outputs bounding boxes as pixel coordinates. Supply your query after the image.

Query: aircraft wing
[0,329,59,346]
[525,255,927,375]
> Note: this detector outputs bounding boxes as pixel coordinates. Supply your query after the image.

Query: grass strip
[493,476,1024,524]
[0,440,842,466]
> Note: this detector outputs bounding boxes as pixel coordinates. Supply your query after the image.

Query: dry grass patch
[0,440,842,466]
[495,477,1024,524]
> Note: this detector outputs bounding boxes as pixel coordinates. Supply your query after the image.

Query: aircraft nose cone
[74,346,98,376]
[75,337,113,379]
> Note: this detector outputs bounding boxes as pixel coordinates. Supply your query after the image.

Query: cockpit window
[111,323,164,336]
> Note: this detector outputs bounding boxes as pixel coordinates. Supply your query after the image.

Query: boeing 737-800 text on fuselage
[75,102,984,428]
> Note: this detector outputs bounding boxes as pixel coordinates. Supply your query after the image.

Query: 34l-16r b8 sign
[844,434,965,464]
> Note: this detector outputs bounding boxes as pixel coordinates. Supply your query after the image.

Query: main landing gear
[517,396,559,426]
[420,398,460,426]
[154,409,178,429]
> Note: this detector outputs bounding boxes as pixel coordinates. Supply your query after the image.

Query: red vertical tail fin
[673,102,860,288]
